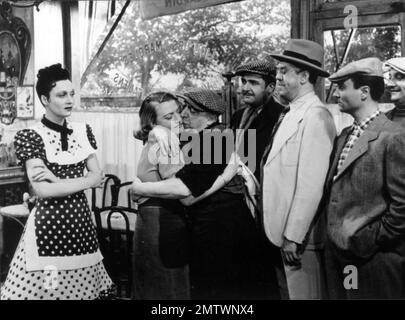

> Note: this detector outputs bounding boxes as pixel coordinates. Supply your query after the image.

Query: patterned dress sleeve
[14,129,46,164]
[86,124,98,149]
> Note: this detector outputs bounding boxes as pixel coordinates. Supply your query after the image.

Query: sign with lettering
[140,0,243,20]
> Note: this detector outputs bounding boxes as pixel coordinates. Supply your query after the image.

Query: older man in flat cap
[260,39,336,300]
[131,89,261,300]
[385,57,405,126]
[322,57,405,299]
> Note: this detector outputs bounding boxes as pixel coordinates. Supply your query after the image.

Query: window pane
[80,0,290,109]
[324,25,402,103]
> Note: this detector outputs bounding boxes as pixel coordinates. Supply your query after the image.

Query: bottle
[0,144,8,168]
[0,49,6,87]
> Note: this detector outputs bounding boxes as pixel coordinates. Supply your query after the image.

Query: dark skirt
[188,192,262,300]
[132,202,190,300]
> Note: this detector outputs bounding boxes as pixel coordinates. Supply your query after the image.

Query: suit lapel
[265,93,317,165]
[333,114,388,181]
[325,129,350,187]
[265,115,300,164]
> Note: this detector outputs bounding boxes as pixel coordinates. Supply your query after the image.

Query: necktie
[260,106,290,167]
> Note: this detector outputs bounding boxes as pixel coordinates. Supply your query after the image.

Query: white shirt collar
[289,91,316,111]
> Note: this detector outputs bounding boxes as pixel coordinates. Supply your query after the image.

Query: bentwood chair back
[111,181,133,208]
[93,205,138,299]
[91,174,121,212]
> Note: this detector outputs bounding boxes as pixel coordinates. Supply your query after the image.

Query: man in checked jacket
[323,57,405,299]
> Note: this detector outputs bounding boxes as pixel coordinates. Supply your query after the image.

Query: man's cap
[178,89,226,115]
[269,39,329,77]
[385,57,405,75]
[329,57,384,83]
[234,60,276,80]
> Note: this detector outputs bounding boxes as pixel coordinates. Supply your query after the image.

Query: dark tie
[260,106,290,167]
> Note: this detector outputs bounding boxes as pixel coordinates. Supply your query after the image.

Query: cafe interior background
[0,0,402,291]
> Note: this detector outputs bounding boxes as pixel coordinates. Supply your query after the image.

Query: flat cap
[234,60,276,78]
[385,57,405,75]
[329,57,384,82]
[178,89,226,115]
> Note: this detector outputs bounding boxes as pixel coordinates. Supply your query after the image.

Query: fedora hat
[270,39,329,77]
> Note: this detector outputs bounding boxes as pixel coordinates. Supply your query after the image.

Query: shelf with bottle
[0,49,18,90]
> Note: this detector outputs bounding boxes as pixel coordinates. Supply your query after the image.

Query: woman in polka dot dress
[0,64,114,300]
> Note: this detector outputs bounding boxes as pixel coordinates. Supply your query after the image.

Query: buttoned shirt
[335,110,381,178]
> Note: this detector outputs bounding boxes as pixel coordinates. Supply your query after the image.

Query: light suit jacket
[262,91,336,249]
[324,113,405,260]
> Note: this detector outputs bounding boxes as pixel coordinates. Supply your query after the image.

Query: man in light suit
[324,57,405,299]
[262,39,337,299]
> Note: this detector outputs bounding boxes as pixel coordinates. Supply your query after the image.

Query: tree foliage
[324,26,401,75]
[82,0,290,96]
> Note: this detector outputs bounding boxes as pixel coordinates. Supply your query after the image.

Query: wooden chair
[91,174,121,211]
[111,181,133,208]
[93,205,138,299]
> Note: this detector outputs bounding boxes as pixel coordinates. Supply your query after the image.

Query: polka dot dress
[0,238,114,300]
[0,123,114,300]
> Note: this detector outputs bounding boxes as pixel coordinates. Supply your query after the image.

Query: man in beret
[131,89,261,299]
[231,60,285,299]
[385,57,405,127]
[323,57,405,299]
[263,39,337,299]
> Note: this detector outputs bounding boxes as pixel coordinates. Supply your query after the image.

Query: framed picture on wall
[16,85,34,119]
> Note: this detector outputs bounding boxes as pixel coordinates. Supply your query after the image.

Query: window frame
[292,0,405,100]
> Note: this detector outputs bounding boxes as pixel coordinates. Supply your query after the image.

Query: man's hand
[149,125,180,157]
[281,238,302,267]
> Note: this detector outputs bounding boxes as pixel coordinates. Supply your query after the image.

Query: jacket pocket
[349,222,380,260]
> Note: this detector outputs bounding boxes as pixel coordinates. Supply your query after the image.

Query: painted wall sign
[140,0,243,20]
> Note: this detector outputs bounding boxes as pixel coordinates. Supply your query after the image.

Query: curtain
[70,110,143,182]
[70,110,143,208]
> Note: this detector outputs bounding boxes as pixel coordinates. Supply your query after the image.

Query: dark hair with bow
[36,63,71,104]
